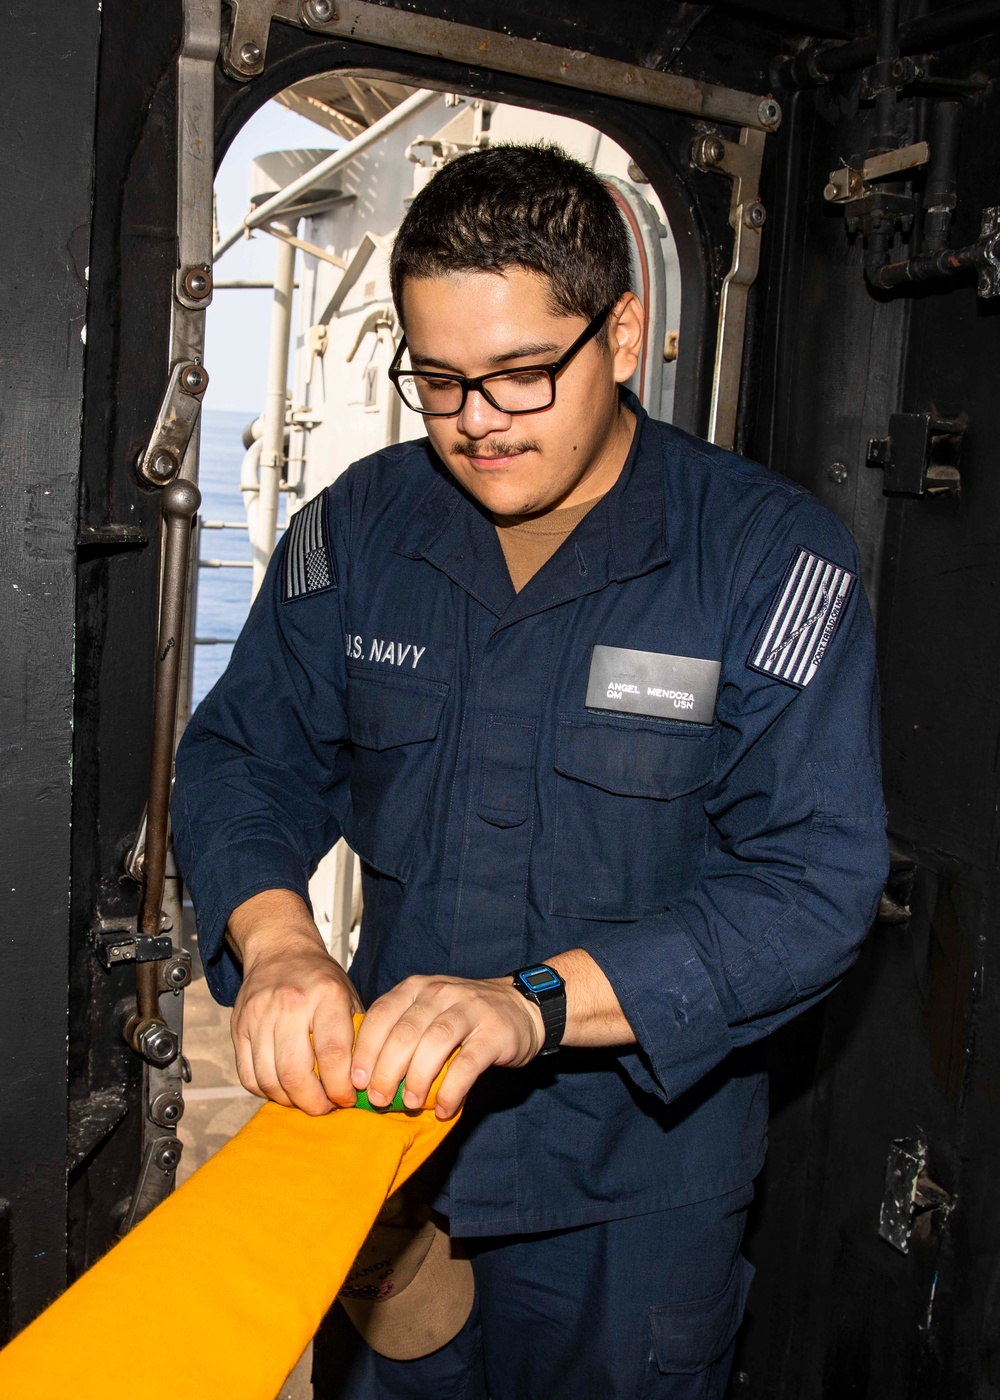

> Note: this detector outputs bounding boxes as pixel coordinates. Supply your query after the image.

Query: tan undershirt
[495,496,605,593]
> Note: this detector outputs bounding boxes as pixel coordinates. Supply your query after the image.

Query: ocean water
[191,408,261,707]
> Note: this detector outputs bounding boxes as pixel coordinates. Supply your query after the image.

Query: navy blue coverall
[173,400,888,1395]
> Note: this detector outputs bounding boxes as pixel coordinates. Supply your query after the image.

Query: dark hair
[390,142,632,325]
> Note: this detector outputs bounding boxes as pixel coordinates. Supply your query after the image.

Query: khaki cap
[339,1195,474,1361]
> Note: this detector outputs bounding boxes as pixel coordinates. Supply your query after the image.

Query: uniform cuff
[578,918,733,1105]
[184,839,313,1006]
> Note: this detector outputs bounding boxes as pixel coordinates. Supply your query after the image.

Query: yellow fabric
[0,1016,457,1399]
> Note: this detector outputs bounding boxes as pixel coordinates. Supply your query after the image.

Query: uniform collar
[393,393,670,621]
[393,458,516,616]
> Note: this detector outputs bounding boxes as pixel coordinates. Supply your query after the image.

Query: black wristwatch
[510,964,566,1056]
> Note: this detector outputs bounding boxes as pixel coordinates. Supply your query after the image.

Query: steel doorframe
[216,0,780,450]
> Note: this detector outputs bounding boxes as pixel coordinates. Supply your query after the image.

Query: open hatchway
[7,2,1000,1397]
[192,79,687,972]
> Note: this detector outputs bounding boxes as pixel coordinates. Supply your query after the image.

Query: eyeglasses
[387,303,614,418]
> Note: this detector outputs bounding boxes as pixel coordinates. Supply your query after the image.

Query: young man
[173,144,887,1398]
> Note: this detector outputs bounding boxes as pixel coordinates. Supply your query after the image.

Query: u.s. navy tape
[283,491,335,603]
[748,546,856,688]
[586,645,721,724]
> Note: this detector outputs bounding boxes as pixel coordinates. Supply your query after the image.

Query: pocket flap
[347,672,448,751]
[649,1256,754,1374]
[555,719,718,800]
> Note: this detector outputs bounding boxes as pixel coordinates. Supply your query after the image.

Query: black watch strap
[510,964,566,1056]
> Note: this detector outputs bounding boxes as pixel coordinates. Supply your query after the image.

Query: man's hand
[227,890,363,1115]
[351,949,635,1119]
[351,975,546,1120]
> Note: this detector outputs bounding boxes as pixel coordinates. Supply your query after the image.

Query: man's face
[399,268,642,518]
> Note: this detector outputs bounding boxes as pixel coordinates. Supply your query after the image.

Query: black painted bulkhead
[3,1,1000,1393]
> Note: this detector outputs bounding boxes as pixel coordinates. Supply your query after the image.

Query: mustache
[450,438,539,460]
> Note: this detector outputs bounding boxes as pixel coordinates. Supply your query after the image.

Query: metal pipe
[874,0,899,152]
[214,280,301,289]
[899,0,1000,54]
[867,243,975,289]
[922,101,961,253]
[174,423,203,751]
[137,478,201,1018]
[213,88,440,262]
[779,0,1000,85]
[252,225,296,598]
[866,99,965,286]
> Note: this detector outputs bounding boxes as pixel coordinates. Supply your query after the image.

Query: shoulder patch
[748,546,856,688]
[282,492,336,603]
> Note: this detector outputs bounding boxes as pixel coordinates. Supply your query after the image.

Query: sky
[204,102,344,414]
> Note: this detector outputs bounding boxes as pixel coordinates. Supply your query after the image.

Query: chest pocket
[343,669,449,881]
[550,716,719,919]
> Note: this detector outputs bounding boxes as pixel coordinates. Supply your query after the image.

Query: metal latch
[95,929,173,970]
[222,0,280,80]
[867,411,963,496]
[689,128,768,451]
[824,140,930,206]
[136,360,209,486]
[879,1138,954,1253]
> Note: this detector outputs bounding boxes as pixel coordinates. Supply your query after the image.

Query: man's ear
[610,292,644,385]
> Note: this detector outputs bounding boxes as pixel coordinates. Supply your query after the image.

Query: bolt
[153,1140,182,1174]
[181,266,212,300]
[181,363,208,394]
[743,201,767,229]
[700,136,725,167]
[148,450,179,483]
[304,0,334,21]
[627,159,650,184]
[828,461,849,485]
[150,1090,186,1127]
[240,40,262,68]
[164,959,191,990]
[138,1021,180,1067]
[757,97,782,131]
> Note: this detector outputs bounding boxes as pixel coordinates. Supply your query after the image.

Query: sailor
[173,143,888,1398]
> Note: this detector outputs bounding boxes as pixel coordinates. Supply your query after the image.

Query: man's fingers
[231,1024,267,1101]
[312,1001,357,1108]
[350,982,423,1095]
[273,1017,335,1115]
[241,1029,295,1109]
[432,1038,493,1119]
[396,1011,472,1109]
[360,1009,431,1106]
[353,979,521,1110]
[228,941,366,1113]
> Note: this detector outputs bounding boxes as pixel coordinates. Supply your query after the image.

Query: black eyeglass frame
[387,302,615,418]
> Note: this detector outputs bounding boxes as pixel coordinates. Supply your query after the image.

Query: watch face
[518,966,561,994]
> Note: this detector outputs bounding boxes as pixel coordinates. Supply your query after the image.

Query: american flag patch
[748,546,856,688]
[282,492,335,603]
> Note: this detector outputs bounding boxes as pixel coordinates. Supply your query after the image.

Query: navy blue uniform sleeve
[580,493,889,1104]
[172,484,351,1005]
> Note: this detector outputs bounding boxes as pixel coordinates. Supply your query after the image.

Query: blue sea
[192,408,263,706]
